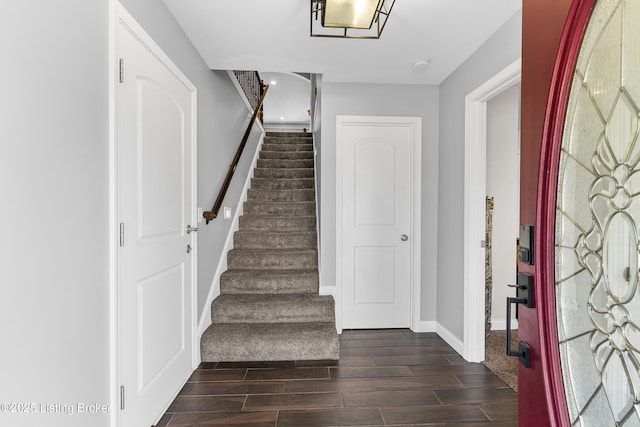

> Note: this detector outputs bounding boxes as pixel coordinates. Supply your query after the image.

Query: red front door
[519,1,572,422]
[522,0,640,425]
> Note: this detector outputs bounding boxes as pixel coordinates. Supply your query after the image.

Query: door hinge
[119,223,125,247]
[119,58,124,83]
[120,385,125,410]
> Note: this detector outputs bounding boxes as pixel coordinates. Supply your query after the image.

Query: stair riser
[261,143,313,152]
[234,232,317,249]
[200,323,340,362]
[254,168,313,179]
[211,296,335,324]
[227,251,318,270]
[260,151,313,160]
[251,178,315,190]
[239,215,316,231]
[247,189,315,202]
[220,271,318,294]
[243,201,316,216]
[257,159,314,169]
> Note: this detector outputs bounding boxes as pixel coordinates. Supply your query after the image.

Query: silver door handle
[400,234,408,241]
[186,225,198,234]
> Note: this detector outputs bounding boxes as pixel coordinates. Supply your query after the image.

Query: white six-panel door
[116,6,196,426]
[337,116,421,329]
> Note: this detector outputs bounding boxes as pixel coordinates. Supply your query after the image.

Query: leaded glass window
[555,1,640,425]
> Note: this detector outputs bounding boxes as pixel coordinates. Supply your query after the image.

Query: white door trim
[109,2,198,425]
[463,59,520,362]
[336,115,422,332]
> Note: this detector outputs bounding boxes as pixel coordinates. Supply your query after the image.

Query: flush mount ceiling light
[311,0,396,39]
[412,59,431,71]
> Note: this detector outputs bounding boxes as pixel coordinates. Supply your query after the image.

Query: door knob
[400,234,408,241]
[186,225,198,234]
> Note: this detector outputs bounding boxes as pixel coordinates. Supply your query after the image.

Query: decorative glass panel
[556,0,640,425]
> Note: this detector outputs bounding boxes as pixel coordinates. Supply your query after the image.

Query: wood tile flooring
[154,329,517,426]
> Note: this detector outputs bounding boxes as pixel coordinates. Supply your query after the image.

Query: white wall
[486,85,520,329]
[437,10,522,341]
[320,83,439,323]
[1,3,110,426]
[0,1,258,426]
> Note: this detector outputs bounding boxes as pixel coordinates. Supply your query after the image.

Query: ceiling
[162,0,522,85]
[260,72,312,125]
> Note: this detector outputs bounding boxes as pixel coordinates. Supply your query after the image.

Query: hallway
[155,329,517,426]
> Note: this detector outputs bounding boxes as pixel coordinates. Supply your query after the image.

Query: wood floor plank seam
[155,329,517,426]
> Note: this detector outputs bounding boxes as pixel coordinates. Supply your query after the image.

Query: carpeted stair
[201,132,340,361]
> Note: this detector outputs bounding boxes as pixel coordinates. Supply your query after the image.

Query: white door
[116,7,196,427]
[338,116,421,329]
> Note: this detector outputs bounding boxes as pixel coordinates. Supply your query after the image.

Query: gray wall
[1,2,110,426]
[1,1,257,426]
[320,83,440,323]
[437,10,522,341]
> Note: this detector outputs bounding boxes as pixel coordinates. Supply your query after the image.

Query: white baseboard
[197,131,265,342]
[319,285,336,297]
[436,322,464,356]
[412,320,436,333]
[490,319,518,331]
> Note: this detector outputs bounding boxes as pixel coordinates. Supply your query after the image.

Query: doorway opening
[482,84,521,391]
[463,59,521,363]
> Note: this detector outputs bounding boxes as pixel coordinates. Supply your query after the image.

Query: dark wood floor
[154,329,517,426]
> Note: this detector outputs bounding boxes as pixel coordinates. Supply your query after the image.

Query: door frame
[463,60,521,362]
[109,2,198,425]
[336,115,422,332]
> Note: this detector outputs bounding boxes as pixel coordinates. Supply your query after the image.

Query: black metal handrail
[203,73,268,223]
[233,71,265,124]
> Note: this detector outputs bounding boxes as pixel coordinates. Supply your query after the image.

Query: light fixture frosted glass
[323,0,380,29]
[310,0,394,39]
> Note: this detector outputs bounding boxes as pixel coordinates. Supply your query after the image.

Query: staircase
[200,132,339,361]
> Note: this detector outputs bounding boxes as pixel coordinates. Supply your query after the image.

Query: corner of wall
[436,322,465,357]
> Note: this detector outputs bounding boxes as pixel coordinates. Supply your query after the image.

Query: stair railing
[203,72,269,223]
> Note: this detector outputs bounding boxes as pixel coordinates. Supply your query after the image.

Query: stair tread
[244,200,315,205]
[249,187,315,192]
[260,152,314,159]
[214,293,331,303]
[252,178,314,182]
[222,268,318,275]
[255,167,313,171]
[241,214,316,218]
[235,230,316,236]
[260,145,313,152]
[229,248,317,254]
